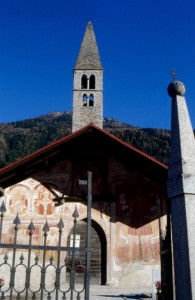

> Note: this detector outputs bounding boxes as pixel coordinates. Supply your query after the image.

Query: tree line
[0,112,170,168]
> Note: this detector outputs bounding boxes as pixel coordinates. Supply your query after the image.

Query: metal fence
[0,199,91,300]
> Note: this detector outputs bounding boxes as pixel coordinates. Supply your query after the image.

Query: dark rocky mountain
[0,112,170,168]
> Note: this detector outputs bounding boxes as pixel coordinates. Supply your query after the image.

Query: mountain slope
[0,112,170,167]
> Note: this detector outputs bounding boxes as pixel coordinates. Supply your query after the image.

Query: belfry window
[89,94,94,107]
[89,75,95,89]
[82,94,87,106]
[81,75,87,89]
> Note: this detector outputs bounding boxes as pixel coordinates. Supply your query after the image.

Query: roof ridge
[0,124,167,176]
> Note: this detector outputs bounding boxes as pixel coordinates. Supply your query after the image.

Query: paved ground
[89,285,152,300]
[1,285,153,299]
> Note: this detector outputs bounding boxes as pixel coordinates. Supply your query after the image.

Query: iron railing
[0,200,90,300]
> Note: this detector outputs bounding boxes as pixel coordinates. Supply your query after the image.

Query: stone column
[167,80,195,300]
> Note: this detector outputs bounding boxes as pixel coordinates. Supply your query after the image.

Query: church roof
[74,21,103,70]
[0,124,167,189]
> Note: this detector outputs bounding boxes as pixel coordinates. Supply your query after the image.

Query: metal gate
[0,172,92,300]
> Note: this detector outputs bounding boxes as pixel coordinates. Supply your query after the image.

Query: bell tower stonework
[72,21,103,132]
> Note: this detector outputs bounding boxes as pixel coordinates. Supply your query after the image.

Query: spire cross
[170,68,177,81]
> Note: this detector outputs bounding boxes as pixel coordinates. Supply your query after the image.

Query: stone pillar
[167,80,195,300]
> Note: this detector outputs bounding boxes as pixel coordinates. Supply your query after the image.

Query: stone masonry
[167,81,195,300]
[72,21,103,132]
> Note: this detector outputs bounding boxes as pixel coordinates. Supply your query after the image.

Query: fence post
[85,171,92,300]
[0,201,6,244]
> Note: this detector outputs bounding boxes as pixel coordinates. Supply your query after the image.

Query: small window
[89,75,95,89]
[82,94,87,106]
[70,234,80,255]
[81,75,87,89]
[89,94,94,107]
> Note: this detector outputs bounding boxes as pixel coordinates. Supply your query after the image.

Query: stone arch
[67,218,107,285]
[89,74,95,89]
[89,94,94,107]
[81,74,88,89]
[82,93,88,106]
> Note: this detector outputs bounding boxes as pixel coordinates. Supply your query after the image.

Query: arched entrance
[67,219,107,285]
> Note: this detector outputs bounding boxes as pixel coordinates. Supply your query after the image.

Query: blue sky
[0,0,195,129]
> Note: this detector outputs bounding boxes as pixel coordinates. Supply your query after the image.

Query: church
[0,21,171,294]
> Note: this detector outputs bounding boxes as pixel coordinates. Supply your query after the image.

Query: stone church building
[0,22,170,291]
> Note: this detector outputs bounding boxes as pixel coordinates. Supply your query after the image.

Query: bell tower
[72,21,103,132]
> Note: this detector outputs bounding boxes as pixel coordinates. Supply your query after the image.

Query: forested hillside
[0,112,170,168]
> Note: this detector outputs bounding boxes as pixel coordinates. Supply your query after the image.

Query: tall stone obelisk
[167,80,195,300]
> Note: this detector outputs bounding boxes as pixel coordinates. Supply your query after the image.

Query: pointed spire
[167,80,195,197]
[74,21,103,70]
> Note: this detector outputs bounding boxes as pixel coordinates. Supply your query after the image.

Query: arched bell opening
[89,74,95,89]
[89,94,94,107]
[81,74,88,89]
